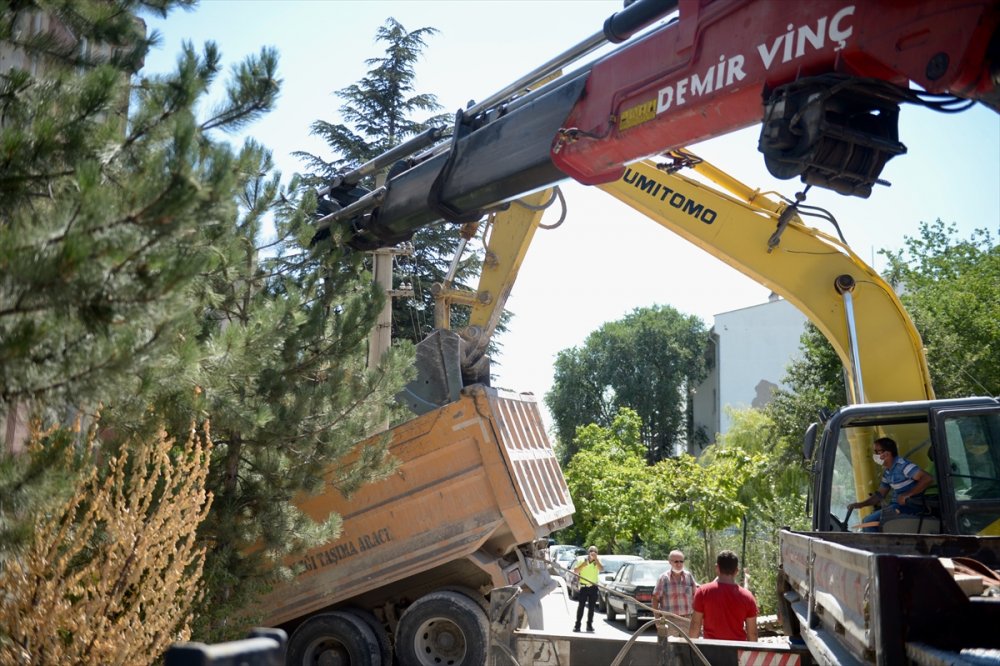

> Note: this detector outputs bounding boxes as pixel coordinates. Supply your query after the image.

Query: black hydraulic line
[321,126,447,193]
[463,0,677,121]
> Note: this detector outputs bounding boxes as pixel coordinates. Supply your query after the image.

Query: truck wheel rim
[304,637,349,666]
[413,617,466,665]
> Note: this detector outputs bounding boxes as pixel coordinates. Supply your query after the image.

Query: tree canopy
[295,18,502,350]
[296,19,444,173]
[881,220,999,398]
[558,405,801,611]
[562,408,661,552]
[546,304,709,463]
[0,3,277,411]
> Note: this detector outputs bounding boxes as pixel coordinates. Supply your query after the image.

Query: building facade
[690,295,807,452]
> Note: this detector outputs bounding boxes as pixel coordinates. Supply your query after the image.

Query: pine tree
[0,1,278,560]
[0,2,277,412]
[169,147,413,640]
[295,18,502,348]
[1,2,413,645]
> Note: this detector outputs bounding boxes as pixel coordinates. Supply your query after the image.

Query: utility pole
[367,170,393,372]
[366,245,395,371]
[366,170,414,372]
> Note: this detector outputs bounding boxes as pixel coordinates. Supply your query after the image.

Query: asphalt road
[538,577,658,644]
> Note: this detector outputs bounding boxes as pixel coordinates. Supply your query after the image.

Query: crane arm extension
[332,0,999,251]
[555,0,1000,184]
[599,158,934,405]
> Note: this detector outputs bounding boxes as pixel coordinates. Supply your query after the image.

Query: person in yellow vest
[572,546,604,632]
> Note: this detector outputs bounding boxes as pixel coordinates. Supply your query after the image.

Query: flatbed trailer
[779,530,1000,665]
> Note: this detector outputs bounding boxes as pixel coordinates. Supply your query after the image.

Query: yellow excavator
[411,149,998,538]
[393,153,1000,666]
[315,0,1000,540]
[288,0,1000,661]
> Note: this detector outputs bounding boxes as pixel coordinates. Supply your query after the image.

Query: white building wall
[692,297,807,446]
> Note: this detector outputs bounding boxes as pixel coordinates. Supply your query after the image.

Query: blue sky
[141,1,1000,413]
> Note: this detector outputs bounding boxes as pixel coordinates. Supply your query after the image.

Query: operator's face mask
[872,453,884,465]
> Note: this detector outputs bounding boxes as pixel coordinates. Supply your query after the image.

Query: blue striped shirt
[880,456,923,503]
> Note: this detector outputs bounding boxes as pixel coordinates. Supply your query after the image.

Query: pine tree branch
[5,325,165,403]
[0,169,77,187]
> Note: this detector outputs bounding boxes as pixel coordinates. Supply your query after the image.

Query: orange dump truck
[263,384,574,666]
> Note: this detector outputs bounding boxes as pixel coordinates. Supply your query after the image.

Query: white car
[547,544,580,562]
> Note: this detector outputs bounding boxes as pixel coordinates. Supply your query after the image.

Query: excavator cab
[811,398,1000,536]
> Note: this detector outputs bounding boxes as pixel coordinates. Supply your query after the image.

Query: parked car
[547,543,580,563]
[604,560,670,631]
[591,554,643,608]
[553,547,585,586]
[566,553,642,601]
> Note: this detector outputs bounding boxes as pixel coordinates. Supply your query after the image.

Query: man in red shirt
[688,550,758,641]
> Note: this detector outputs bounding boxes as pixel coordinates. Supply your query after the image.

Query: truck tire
[344,607,392,666]
[439,584,490,615]
[287,611,382,666]
[625,603,638,631]
[396,590,488,666]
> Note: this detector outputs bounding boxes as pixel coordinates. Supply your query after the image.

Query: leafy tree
[881,220,999,398]
[659,446,767,573]
[295,18,497,349]
[711,408,809,613]
[562,408,661,552]
[720,407,806,511]
[561,406,802,614]
[0,422,211,665]
[546,305,709,463]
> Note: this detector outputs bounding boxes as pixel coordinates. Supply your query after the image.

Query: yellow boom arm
[598,157,934,406]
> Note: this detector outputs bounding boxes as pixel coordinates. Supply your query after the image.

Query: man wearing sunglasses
[848,436,933,532]
[652,550,697,637]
